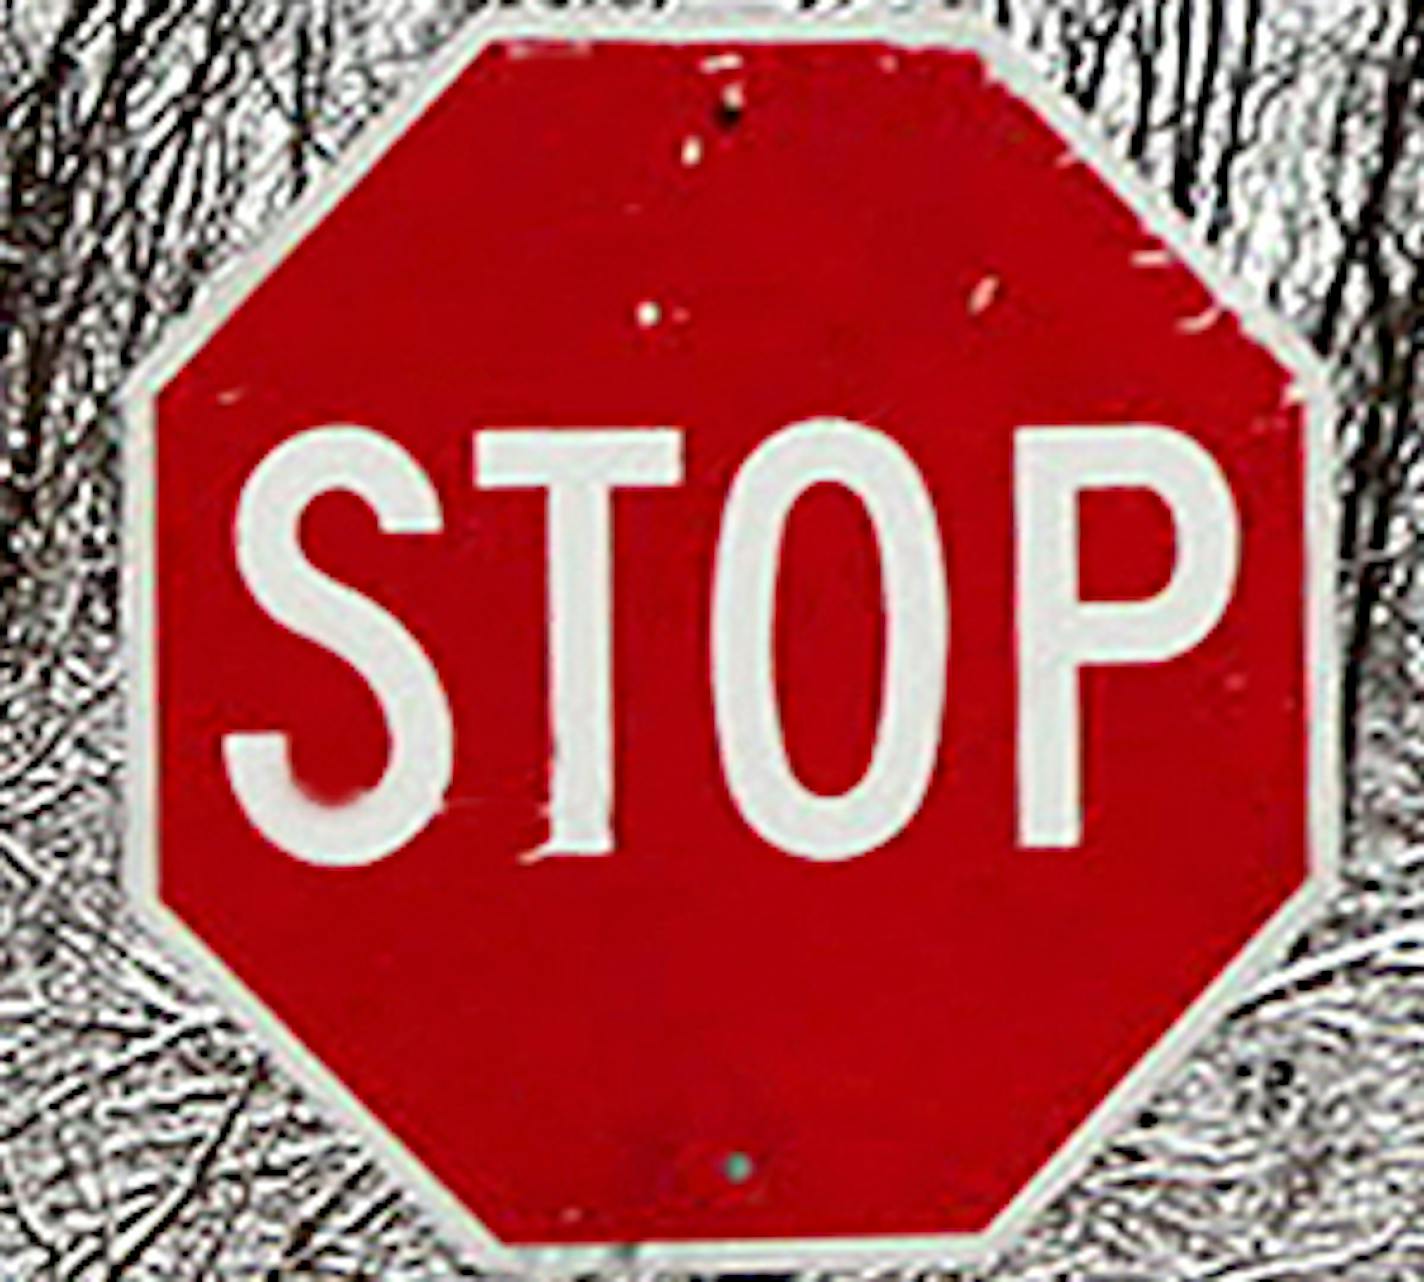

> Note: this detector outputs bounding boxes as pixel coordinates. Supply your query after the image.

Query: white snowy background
[0,0,1422,1277]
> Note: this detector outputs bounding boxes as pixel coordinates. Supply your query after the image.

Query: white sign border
[122,4,1341,1278]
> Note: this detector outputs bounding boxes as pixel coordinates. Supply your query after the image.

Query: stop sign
[125,11,1336,1274]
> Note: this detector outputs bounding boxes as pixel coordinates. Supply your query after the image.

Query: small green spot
[723,1151,754,1184]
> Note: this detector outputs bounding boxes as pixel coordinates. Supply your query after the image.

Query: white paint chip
[635,300,663,329]
[968,275,1001,315]
[1178,304,1223,335]
[505,39,594,62]
[701,52,743,74]
[682,135,704,167]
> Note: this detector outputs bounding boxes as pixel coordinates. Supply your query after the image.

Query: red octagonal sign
[125,11,1337,1275]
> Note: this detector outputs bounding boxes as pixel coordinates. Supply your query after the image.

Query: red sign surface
[127,14,1335,1273]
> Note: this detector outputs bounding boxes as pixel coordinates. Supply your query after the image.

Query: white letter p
[1016,425,1240,849]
